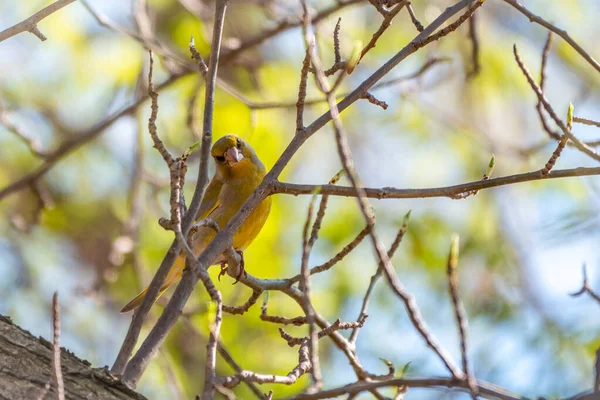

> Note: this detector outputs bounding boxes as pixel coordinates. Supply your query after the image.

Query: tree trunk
[0,315,146,400]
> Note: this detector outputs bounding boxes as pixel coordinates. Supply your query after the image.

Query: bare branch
[466,13,480,77]
[0,105,48,158]
[147,51,174,166]
[349,211,410,345]
[51,292,65,400]
[272,166,600,200]
[286,377,524,400]
[574,117,600,128]
[223,290,263,315]
[0,0,78,43]
[513,44,600,162]
[503,0,600,74]
[279,316,368,347]
[570,264,600,305]
[406,2,424,32]
[535,32,559,140]
[446,235,477,398]
[217,340,311,388]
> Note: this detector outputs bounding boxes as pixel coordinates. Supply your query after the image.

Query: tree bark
[0,315,147,400]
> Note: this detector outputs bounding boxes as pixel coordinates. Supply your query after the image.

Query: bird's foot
[232,249,246,284]
[218,262,228,282]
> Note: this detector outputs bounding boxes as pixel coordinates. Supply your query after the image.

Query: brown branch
[513,44,600,162]
[183,318,266,399]
[189,38,209,74]
[250,57,449,111]
[279,316,368,347]
[300,5,323,390]
[574,117,600,128]
[272,166,600,200]
[570,264,600,305]
[450,155,494,199]
[220,0,363,65]
[406,2,424,32]
[223,289,263,315]
[535,32,559,140]
[217,340,311,388]
[0,0,78,43]
[287,226,370,285]
[358,2,407,66]
[502,0,600,74]
[466,13,480,77]
[296,50,312,132]
[0,105,48,158]
[361,92,388,109]
[51,292,65,400]
[541,104,572,176]
[0,73,182,203]
[147,51,174,166]
[446,235,477,398]
[349,211,410,345]
[286,377,524,400]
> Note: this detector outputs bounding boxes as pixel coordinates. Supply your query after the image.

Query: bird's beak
[224,147,243,165]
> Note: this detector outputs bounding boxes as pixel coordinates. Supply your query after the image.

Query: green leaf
[399,361,412,378]
[183,141,200,158]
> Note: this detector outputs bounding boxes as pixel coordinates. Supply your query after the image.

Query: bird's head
[211,135,263,178]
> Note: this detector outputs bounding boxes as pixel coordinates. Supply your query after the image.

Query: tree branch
[0,0,78,43]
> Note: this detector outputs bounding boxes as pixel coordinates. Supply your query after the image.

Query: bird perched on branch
[120,134,271,313]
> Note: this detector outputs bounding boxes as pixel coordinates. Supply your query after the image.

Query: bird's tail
[120,257,184,313]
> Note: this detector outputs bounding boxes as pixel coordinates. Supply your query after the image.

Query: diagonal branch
[0,0,78,43]
[502,0,600,74]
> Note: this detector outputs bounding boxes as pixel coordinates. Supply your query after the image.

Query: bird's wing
[196,176,223,221]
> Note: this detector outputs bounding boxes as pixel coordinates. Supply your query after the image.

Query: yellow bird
[121,134,271,313]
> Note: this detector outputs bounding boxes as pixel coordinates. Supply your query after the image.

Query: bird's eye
[214,155,225,163]
[236,138,242,148]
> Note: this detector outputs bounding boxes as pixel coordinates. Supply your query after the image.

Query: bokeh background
[1,0,600,398]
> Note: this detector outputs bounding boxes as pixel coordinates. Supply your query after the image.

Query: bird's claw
[218,262,227,282]
[232,249,246,284]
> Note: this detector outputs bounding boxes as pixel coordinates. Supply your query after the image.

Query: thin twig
[217,340,311,388]
[300,3,323,391]
[223,289,263,315]
[406,2,424,32]
[147,51,174,166]
[503,0,600,74]
[541,104,572,176]
[574,117,600,128]
[349,211,410,345]
[535,32,559,140]
[513,44,600,162]
[296,50,312,132]
[279,316,368,347]
[466,13,480,77]
[287,226,370,285]
[446,235,477,398]
[0,0,78,43]
[51,292,65,400]
[0,105,48,158]
[570,264,600,305]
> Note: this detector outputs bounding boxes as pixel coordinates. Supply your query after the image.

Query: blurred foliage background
[1,0,600,398]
